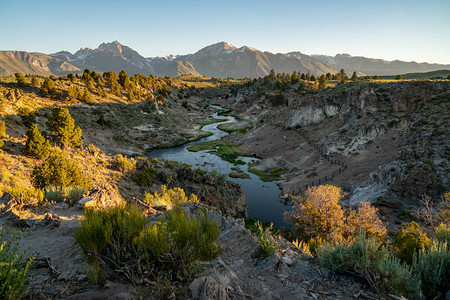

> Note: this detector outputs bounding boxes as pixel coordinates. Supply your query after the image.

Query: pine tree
[67,73,76,82]
[15,73,27,86]
[25,124,51,158]
[31,76,39,87]
[351,71,359,81]
[82,87,93,103]
[0,121,5,138]
[66,85,78,103]
[395,74,403,80]
[318,74,328,89]
[40,77,58,98]
[46,107,82,148]
[373,75,380,80]
[310,75,317,82]
[119,70,130,88]
[300,73,306,80]
[86,75,96,91]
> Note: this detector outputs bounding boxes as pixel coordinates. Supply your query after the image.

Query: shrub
[31,151,92,190]
[252,221,277,256]
[394,222,430,264]
[414,240,450,299]
[144,185,198,209]
[375,256,421,297]
[44,186,85,205]
[435,223,450,244]
[75,204,221,287]
[0,230,34,299]
[25,124,51,158]
[287,185,345,239]
[40,77,59,98]
[317,231,388,272]
[133,166,157,186]
[346,201,387,239]
[15,73,27,86]
[112,154,135,174]
[74,204,147,283]
[136,206,220,277]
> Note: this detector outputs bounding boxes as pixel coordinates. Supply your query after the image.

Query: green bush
[112,154,135,174]
[44,186,85,205]
[317,231,388,272]
[75,204,221,287]
[375,256,421,297]
[31,151,92,190]
[133,166,157,186]
[0,230,34,299]
[414,240,450,299]
[144,185,198,209]
[394,222,430,264]
[74,204,147,283]
[435,223,450,244]
[253,221,277,257]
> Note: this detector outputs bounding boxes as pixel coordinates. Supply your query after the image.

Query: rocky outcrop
[186,203,373,300]
[78,183,126,209]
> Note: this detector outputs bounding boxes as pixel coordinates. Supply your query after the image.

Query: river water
[149,106,292,228]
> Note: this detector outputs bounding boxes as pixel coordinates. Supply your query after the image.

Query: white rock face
[348,184,388,206]
[288,105,338,127]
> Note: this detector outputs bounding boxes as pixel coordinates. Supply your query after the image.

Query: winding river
[149,106,292,228]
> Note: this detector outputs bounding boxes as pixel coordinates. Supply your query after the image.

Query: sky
[0,0,449,64]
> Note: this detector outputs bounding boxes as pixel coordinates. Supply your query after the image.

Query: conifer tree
[310,75,317,82]
[0,121,5,138]
[82,87,93,103]
[351,71,359,81]
[119,70,130,88]
[395,74,403,80]
[67,85,78,103]
[31,76,39,87]
[15,73,27,86]
[40,77,58,98]
[373,75,380,80]
[46,107,82,148]
[67,73,76,82]
[300,73,306,80]
[318,74,328,89]
[25,124,51,158]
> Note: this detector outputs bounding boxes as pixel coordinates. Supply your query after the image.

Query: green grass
[217,123,253,134]
[248,165,288,182]
[187,141,246,165]
[228,172,250,179]
[198,118,228,129]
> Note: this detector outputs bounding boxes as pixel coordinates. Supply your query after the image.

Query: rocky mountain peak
[190,41,237,60]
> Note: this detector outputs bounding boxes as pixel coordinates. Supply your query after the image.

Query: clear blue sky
[1,0,449,64]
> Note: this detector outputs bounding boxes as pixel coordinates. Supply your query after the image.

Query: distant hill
[0,51,80,76]
[1,41,449,78]
[379,69,450,80]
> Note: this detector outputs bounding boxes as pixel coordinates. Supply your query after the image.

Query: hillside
[2,41,450,78]
[0,51,80,76]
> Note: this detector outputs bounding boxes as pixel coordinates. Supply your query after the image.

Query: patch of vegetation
[144,185,198,209]
[44,186,85,205]
[187,140,246,165]
[133,166,157,186]
[245,220,278,256]
[228,172,250,179]
[197,118,228,129]
[0,230,34,300]
[217,123,253,135]
[31,150,92,190]
[248,165,288,182]
[75,204,221,297]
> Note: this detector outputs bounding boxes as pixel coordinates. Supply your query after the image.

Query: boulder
[77,183,125,209]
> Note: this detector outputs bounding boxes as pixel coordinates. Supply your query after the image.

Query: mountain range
[1,41,449,78]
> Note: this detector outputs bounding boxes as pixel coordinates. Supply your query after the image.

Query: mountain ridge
[1,41,449,78]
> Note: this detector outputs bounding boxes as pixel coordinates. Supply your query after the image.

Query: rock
[280,249,299,266]
[190,276,227,300]
[79,183,126,209]
[320,267,332,279]
[77,274,88,282]
[200,276,227,300]
[34,213,61,229]
[252,253,280,275]
[0,191,13,203]
[445,290,450,300]
[57,270,74,281]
